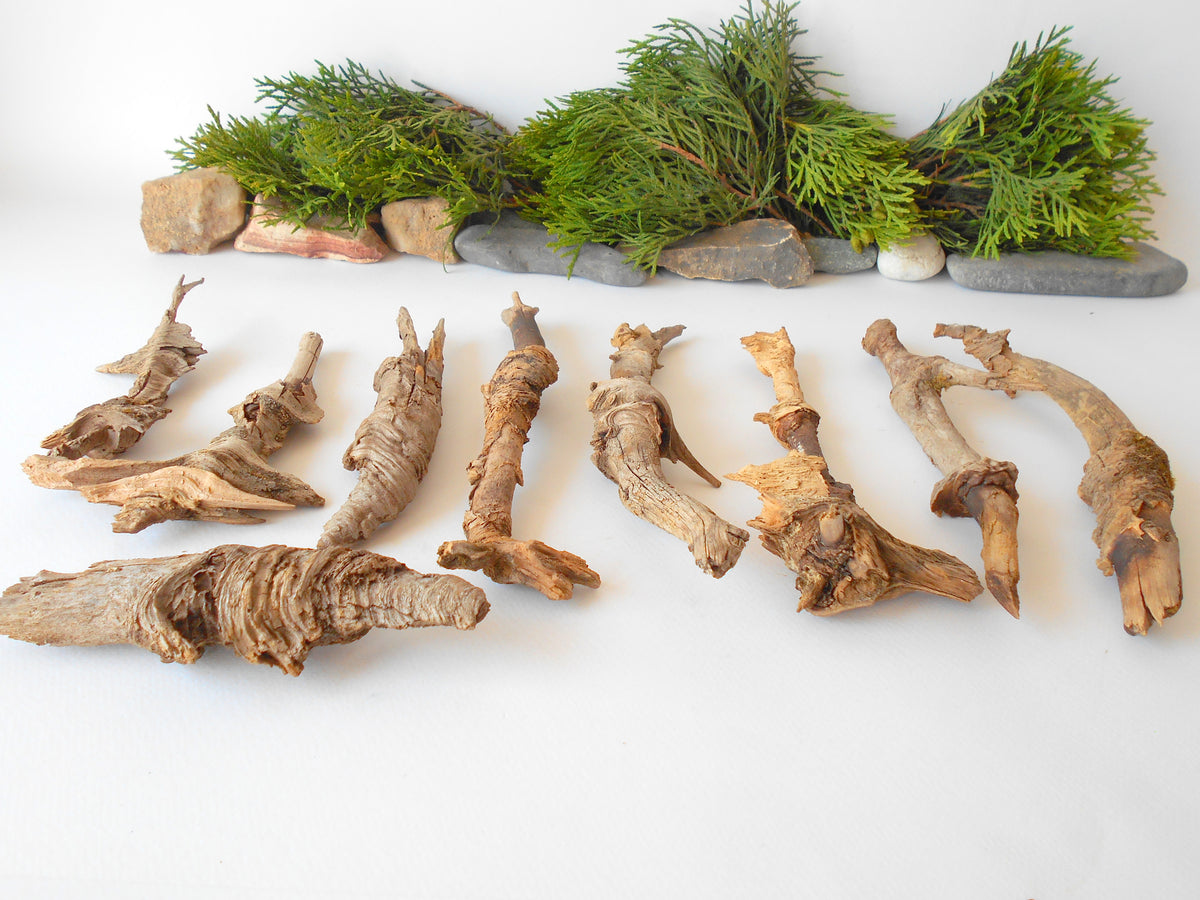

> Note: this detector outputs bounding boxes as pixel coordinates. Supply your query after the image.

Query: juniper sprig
[909,27,1160,258]
[171,60,509,231]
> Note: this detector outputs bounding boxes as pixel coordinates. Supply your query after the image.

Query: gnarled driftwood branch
[587,323,747,577]
[24,333,325,533]
[730,328,981,613]
[862,319,1021,617]
[935,323,1182,635]
[437,293,600,599]
[0,544,488,674]
[40,275,206,459]
[319,309,445,548]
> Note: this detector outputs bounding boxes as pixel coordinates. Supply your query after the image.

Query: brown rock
[140,168,247,254]
[380,197,461,264]
[657,219,813,288]
[234,196,389,263]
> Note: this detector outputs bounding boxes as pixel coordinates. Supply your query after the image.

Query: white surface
[1,1,1197,897]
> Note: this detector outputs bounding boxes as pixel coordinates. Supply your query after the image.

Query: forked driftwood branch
[437,293,600,600]
[935,323,1182,635]
[319,309,445,548]
[41,275,206,459]
[587,323,748,577]
[0,544,489,674]
[23,333,325,533]
[863,319,1022,617]
[730,328,981,613]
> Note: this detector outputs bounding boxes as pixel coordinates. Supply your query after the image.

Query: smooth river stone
[802,236,878,274]
[454,211,646,286]
[876,233,946,281]
[945,243,1188,297]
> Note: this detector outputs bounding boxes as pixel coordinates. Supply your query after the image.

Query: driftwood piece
[0,544,489,674]
[729,328,981,613]
[23,333,325,533]
[587,323,748,577]
[319,309,445,548]
[40,276,206,459]
[862,319,1022,617]
[437,294,600,600]
[935,323,1182,635]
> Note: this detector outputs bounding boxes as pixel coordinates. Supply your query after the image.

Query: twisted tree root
[730,328,981,613]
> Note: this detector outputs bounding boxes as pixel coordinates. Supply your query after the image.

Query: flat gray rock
[802,236,877,274]
[454,211,646,286]
[657,219,813,288]
[946,243,1188,297]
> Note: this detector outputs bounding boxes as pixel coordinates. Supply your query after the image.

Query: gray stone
[381,197,460,264]
[454,211,646,286]
[140,167,246,254]
[876,233,945,281]
[803,236,878,274]
[945,243,1188,297]
[657,219,813,288]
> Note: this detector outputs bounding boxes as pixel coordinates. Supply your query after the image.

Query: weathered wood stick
[587,323,747,578]
[0,544,489,674]
[730,328,981,613]
[40,275,206,459]
[935,323,1182,635]
[319,309,445,548]
[862,319,1021,617]
[23,333,325,533]
[437,293,600,600]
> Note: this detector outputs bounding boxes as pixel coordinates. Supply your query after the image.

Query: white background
[1,1,1197,897]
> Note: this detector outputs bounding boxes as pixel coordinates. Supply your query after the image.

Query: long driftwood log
[319,309,445,548]
[935,323,1182,635]
[587,323,747,577]
[23,333,325,533]
[40,275,206,459]
[438,294,600,600]
[730,328,981,613]
[0,544,489,674]
[862,319,1021,617]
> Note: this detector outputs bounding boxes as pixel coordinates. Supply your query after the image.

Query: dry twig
[437,293,599,599]
[24,333,325,533]
[935,323,1182,635]
[319,309,445,548]
[40,276,206,459]
[587,323,747,577]
[730,328,981,613]
[0,544,488,674]
[862,319,1022,616]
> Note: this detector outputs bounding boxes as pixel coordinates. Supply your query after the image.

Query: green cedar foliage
[171,60,509,231]
[910,27,1160,258]
[510,1,927,271]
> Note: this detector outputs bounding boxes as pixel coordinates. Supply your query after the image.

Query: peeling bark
[587,323,747,577]
[935,323,1182,635]
[40,276,206,459]
[862,319,1021,617]
[24,333,325,533]
[437,294,600,600]
[730,328,981,613]
[0,544,488,674]
[319,309,445,548]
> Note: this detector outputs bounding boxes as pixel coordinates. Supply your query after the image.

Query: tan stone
[140,168,247,254]
[234,196,389,263]
[380,197,461,264]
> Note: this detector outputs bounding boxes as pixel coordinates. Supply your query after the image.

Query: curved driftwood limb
[729,328,981,614]
[0,544,489,674]
[587,323,747,578]
[23,333,325,533]
[935,323,1182,636]
[40,275,206,459]
[318,309,445,548]
[437,293,600,600]
[862,319,1021,617]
